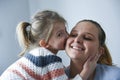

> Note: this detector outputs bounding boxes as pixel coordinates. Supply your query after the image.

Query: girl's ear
[39,40,47,47]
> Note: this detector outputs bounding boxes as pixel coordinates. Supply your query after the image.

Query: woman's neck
[69,59,96,80]
[69,59,84,78]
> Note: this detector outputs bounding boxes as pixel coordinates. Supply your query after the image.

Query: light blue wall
[0,0,30,75]
[0,0,120,75]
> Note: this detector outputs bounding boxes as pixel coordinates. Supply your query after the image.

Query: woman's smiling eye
[84,36,92,40]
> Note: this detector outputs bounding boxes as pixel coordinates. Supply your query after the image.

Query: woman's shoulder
[97,64,120,72]
[95,64,120,80]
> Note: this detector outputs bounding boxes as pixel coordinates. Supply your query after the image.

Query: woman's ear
[99,47,104,55]
[39,40,47,47]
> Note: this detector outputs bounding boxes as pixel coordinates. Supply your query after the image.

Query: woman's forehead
[74,22,98,32]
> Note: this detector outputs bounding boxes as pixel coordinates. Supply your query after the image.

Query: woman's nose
[74,36,83,43]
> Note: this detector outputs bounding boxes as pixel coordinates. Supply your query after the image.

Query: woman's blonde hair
[77,19,112,65]
[16,10,66,56]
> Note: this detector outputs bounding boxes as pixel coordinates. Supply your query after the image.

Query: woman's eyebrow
[85,32,96,38]
[71,29,77,33]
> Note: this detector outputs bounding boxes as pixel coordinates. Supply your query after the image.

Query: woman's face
[66,22,102,62]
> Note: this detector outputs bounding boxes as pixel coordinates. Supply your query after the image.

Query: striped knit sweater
[0,47,82,80]
[0,47,69,80]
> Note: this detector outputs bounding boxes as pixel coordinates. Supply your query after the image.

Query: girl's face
[48,22,68,54]
[66,22,102,62]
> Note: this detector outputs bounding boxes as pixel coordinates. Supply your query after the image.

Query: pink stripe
[18,62,66,80]
[17,62,41,80]
[8,69,27,80]
[42,68,65,79]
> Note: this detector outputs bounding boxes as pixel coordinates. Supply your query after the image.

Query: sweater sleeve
[0,58,28,80]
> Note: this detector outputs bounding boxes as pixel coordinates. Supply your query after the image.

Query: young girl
[0,10,83,80]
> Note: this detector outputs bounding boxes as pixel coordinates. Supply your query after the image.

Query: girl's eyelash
[58,33,62,37]
[57,32,64,37]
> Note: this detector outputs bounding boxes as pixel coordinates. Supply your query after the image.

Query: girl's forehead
[53,22,66,29]
[49,22,66,34]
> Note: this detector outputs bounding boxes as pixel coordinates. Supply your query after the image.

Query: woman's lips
[71,45,85,51]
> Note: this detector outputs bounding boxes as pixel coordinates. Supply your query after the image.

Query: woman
[65,19,120,80]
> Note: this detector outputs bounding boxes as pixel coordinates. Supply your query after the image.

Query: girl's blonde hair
[16,10,66,56]
[77,19,112,65]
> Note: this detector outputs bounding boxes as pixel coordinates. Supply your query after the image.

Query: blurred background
[0,0,120,75]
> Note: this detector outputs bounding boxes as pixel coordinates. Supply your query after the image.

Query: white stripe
[29,47,55,57]
[1,71,24,80]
